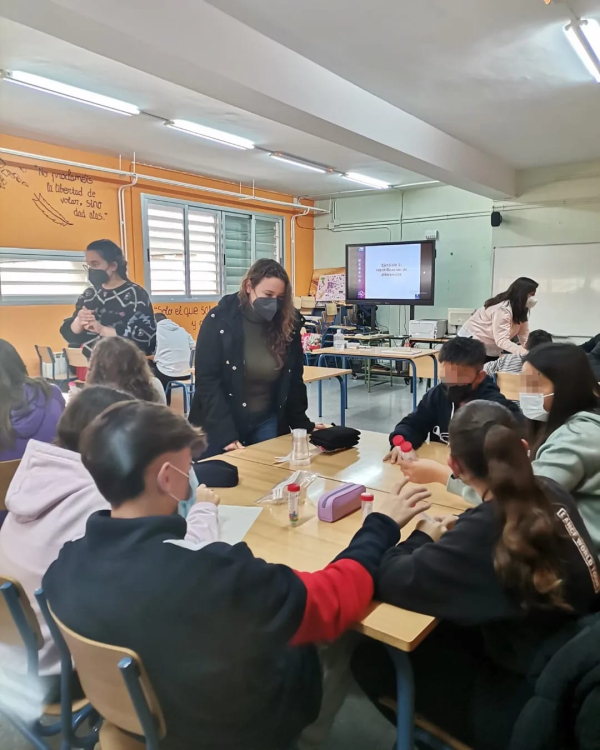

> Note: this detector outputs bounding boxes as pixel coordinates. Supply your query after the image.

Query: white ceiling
[206,0,600,169]
[1,0,600,199]
[0,17,431,197]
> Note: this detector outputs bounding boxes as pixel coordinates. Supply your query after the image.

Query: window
[0,248,87,305]
[142,195,283,302]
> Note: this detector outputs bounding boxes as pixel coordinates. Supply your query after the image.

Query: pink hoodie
[0,440,219,676]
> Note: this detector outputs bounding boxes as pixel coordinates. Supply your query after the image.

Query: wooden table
[302,366,351,426]
[230,431,468,512]
[312,347,438,408]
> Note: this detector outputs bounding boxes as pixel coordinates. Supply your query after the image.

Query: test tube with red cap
[392,435,416,461]
[287,483,300,526]
[361,492,374,520]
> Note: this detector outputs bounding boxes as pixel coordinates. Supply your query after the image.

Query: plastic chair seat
[99,720,145,749]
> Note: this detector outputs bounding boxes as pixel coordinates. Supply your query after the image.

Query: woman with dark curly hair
[86,337,166,404]
[189,259,324,456]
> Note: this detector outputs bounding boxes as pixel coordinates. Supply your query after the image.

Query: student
[354,400,600,750]
[459,277,538,358]
[190,259,324,455]
[483,329,552,376]
[86,337,167,404]
[0,339,65,463]
[580,333,600,353]
[152,312,195,405]
[583,339,600,380]
[0,386,133,700]
[43,401,431,750]
[60,239,156,358]
[385,337,521,461]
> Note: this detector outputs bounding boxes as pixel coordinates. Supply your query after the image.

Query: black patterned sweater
[60,281,156,358]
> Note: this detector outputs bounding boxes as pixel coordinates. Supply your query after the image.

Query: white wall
[314,160,600,337]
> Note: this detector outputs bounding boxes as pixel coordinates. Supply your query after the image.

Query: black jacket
[581,334,600,354]
[189,294,313,451]
[585,341,600,380]
[389,375,522,449]
[510,612,600,750]
[43,510,399,750]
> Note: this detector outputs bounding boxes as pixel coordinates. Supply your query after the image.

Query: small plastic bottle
[333,330,346,350]
[361,492,374,520]
[287,483,300,526]
[400,441,416,462]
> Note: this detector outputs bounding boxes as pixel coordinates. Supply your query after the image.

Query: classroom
[2,1,600,749]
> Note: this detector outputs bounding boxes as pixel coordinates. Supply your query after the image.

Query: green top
[241,306,281,415]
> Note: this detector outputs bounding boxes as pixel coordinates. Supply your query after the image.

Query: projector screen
[346,241,435,305]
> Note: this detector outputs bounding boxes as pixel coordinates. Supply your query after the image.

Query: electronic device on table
[408,319,447,338]
[345,240,435,305]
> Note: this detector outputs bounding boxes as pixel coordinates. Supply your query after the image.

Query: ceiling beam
[0,0,516,198]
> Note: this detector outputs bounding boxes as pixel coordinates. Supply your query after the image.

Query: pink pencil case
[318,483,366,523]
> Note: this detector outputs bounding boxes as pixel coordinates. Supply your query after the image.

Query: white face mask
[519,392,553,422]
[526,296,538,309]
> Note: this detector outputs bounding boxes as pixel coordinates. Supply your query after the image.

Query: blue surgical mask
[166,463,198,518]
[519,392,553,422]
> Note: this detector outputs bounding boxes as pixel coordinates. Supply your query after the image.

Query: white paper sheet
[218,505,263,545]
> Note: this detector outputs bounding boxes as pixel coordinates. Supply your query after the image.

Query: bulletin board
[0,154,121,250]
[309,266,346,301]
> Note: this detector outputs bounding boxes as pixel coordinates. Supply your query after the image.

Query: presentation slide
[346,241,434,303]
[364,243,422,300]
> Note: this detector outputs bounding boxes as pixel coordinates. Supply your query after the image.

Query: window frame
[141,193,285,303]
[0,247,87,306]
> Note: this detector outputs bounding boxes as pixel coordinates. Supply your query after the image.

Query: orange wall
[0,134,314,373]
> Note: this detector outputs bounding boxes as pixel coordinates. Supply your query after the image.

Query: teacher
[60,239,156,358]
[189,258,324,456]
[459,277,538,359]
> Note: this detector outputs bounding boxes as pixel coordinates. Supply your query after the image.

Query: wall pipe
[0,147,328,214]
[290,206,311,293]
[117,173,138,260]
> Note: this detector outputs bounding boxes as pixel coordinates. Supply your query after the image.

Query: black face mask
[252,297,281,322]
[442,382,475,406]
[88,268,110,288]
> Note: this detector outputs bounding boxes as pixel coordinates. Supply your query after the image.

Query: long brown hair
[449,400,569,611]
[238,259,296,367]
[484,276,538,324]
[524,343,600,456]
[0,339,54,451]
[86,337,159,403]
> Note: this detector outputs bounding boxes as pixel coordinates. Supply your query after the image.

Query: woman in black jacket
[352,400,600,750]
[189,259,323,455]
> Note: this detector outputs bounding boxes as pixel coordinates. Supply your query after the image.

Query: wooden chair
[300,296,317,314]
[0,459,20,511]
[325,302,338,324]
[0,578,95,749]
[293,296,302,310]
[34,345,70,386]
[63,348,88,387]
[43,600,166,750]
[496,372,520,402]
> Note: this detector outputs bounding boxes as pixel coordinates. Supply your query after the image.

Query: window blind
[0,249,87,305]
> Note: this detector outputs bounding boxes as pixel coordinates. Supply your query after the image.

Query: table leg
[384,645,414,750]
[318,379,323,418]
[432,353,438,386]
[407,359,417,411]
[336,375,346,426]
[390,359,393,388]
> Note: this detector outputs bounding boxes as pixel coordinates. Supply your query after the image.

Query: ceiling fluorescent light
[565,20,600,83]
[342,172,390,190]
[1,70,140,115]
[269,152,327,173]
[167,119,254,150]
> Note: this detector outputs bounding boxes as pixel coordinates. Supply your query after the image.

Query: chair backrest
[300,296,316,312]
[293,296,302,310]
[496,372,521,402]
[414,351,439,380]
[0,578,43,675]
[0,459,20,511]
[49,606,166,739]
[325,302,338,323]
[35,345,55,366]
[63,347,88,369]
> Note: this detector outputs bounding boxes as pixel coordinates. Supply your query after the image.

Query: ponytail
[484,425,569,611]
[449,400,569,611]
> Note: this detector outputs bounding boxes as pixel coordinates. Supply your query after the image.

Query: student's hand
[313,423,328,431]
[224,441,244,452]
[383,447,402,464]
[415,513,458,542]
[83,319,103,334]
[378,477,432,528]
[195,484,220,506]
[399,458,451,486]
[77,307,95,325]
